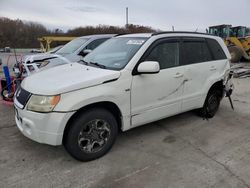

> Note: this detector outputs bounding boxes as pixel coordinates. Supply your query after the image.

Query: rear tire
[64,108,118,161]
[228,46,243,63]
[197,89,221,118]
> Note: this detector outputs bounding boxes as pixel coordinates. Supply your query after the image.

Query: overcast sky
[0,0,249,32]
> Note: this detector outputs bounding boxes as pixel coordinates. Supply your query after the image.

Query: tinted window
[144,41,179,69]
[206,39,227,60]
[180,39,212,65]
[86,38,109,50]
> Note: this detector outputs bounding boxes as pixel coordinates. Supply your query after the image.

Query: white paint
[21,63,121,95]
[137,61,160,74]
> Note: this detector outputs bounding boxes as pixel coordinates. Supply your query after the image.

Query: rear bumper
[223,71,234,97]
[14,105,74,146]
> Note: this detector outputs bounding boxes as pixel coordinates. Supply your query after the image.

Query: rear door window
[180,38,213,65]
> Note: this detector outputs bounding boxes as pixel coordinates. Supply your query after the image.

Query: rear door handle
[210,66,217,71]
[174,72,183,78]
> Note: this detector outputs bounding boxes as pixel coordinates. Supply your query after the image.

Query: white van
[14,32,233,161]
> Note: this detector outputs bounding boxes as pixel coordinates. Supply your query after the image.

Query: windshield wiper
[89,62,106,69]
[78,59,89,66]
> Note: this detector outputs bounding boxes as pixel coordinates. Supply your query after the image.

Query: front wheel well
[62,101,122,145]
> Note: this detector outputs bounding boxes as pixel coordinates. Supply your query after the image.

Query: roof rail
[114,33,130,37]
[151,31,212,36]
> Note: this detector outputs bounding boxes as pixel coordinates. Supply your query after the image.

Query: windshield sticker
[127,40,145,45]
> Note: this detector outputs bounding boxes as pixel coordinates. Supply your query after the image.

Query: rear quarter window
[206,38,227,60]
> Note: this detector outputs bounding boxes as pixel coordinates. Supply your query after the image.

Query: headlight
[27,95,60,112]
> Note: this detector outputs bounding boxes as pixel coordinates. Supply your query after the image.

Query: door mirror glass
[79,49,92,57]
[137,61,160,74]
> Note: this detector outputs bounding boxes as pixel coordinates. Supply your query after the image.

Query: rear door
[180,37,228,112]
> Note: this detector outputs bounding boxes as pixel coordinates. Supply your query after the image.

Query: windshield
[83,37,147,70]
[49,45,63,54]
[56,38,89,54]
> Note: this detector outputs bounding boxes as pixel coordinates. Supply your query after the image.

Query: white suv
[14,32,233,161]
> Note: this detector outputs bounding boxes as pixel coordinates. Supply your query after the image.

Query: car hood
[21,63,121,95]
[24,53,71,64]
[24,53,56,62]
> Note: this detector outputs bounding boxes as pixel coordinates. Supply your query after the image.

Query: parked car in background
[24,34,115,71]
[14,32,233,161]
[48,45,64,54]
[0,47,11,53]
[30,49,43,53]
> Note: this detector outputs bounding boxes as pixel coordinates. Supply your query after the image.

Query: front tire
[64,108,118,161]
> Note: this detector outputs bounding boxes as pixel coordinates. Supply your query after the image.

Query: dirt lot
[0,76,249,188]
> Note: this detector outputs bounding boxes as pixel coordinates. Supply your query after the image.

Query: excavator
[208,25,250,62]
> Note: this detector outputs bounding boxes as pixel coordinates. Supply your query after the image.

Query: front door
[131,38,185,127]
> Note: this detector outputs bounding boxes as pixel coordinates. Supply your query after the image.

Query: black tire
[228,46,243,63]
[197,89,221,119]
[64,108,118,161]
[1,82,14,101]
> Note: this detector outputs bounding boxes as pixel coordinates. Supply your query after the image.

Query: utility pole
[126,7,129,28]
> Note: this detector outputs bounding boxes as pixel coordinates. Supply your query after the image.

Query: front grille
[15,87,31,108]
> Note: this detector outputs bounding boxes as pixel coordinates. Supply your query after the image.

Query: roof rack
[151,31,212,36]
[114,33,130,37]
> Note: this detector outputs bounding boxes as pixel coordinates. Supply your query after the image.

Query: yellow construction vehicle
[38,36,76,52]
[208,25,250,62]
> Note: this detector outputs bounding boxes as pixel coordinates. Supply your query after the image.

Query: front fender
[54,77,131,118]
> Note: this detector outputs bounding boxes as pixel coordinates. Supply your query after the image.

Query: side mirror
[79,49,92,57]
[137,61,160,74]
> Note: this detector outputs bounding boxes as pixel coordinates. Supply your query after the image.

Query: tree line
[0,17,156,48]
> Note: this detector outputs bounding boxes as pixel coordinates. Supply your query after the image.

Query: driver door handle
[174,72,183,78]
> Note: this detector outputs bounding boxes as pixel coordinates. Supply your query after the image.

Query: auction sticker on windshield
[127,40,145,45]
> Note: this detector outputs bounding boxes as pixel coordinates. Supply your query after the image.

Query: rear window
[206,38,227,60]
[180,38,213,65]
